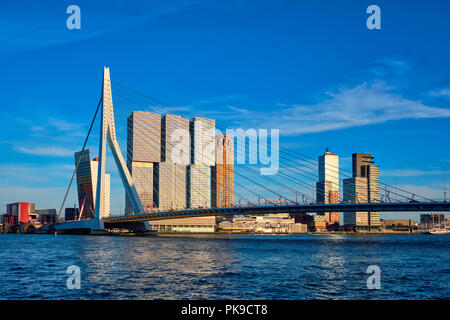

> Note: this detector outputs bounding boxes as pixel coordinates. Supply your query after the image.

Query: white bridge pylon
[55,67,149,232]
[94,67,148,230]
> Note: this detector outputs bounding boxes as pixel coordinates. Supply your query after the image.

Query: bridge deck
[103,202,450,224]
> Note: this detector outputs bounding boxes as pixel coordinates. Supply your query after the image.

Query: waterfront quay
[2,208,448,235]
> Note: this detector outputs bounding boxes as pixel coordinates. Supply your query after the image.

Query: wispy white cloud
[189,58,449,135]
[197,58,450,135]
[184,94,248,111]
[16,116,85,138]
[366,58,410,77]
[430,87,450,98]
[47,118,85,132]
[8,110,88,157]
[0,163,74,182]
[0,0,213,54]
[230,80,450,135]
[382,169,443,177]
[14,146,74,157]
[396,184,445,201]
[227,105,251,114]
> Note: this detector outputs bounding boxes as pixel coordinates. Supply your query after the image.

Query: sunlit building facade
[343,153,380,229]
[190,116,215,166]
[316,148,340,229]
[127,111,161,163]
[162,114,190,164]
[187,116,215,209]
[212,134,234,208]
[124,111,218,231]
[125,161,154,214]
[125,111,161,214]
[187,164,211,208]
[154,162,187,210]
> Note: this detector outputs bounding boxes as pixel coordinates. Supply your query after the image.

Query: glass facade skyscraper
[190,117,215,166]
[75,149,110,218]
[127,111,161,163]
[153,162,187,210]
[124,111,217,231]
[125,161,154,214]
[187,164,211,208]
[187,117,215,209]
[125,111,161,214]
[75,149,97,219]
[162,114,190,164]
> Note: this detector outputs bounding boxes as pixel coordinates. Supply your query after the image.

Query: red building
[6,202,32,224]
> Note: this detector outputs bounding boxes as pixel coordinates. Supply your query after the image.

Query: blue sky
[0,0,449,220]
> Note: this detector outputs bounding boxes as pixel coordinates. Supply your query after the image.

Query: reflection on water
[0,234,448,299]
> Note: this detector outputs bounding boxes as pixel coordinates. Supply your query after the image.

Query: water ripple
[0,234,448,299]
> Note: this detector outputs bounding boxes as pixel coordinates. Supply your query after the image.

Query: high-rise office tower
[366,164,380,204]
[173,164,188,209]
[127,111,161,163]
[149,115,215,231]
[125,111,161,214]
[343,153,380,229]
[75,149,110,218]
[75,149,98,219]
[153,162,187,210]
[316,148,340,228]
[187,164,211,208]
[352,153,373,178]
[162,114,190,164]
[153,114,189,210]
[124,112,217,231]
[126,161,154,214]
[190,117,215,166]
[343,177,369,226]
[153,162,174,210]
[187,117,215,208]
[353,153,380,208]
[212,134,234,208]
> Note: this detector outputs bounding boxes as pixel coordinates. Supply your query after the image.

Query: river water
[0,234,448,299]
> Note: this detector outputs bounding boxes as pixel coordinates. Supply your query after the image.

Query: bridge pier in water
[55,218,155,235]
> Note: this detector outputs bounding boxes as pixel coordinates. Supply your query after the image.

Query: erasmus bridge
[55,67,450,234]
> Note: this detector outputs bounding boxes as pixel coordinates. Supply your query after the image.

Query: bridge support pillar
[94,67,149,231]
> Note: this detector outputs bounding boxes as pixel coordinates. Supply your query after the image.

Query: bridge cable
[112,94,315,206]
[112,103,263,209]
[56,97,102,221]
[111,82,435,203]
[112,90,353,204]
